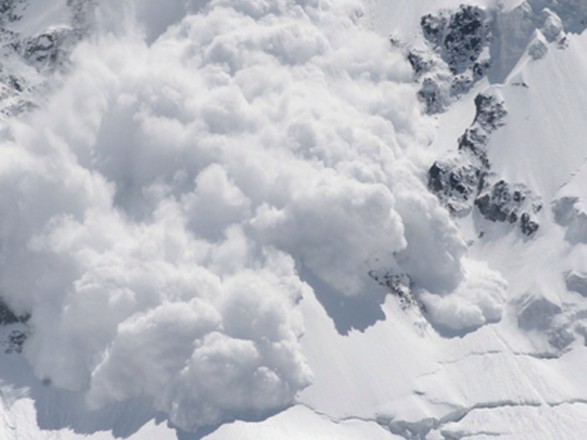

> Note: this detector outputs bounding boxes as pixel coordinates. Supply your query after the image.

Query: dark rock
[457,93,507,167]
[421,12,448,47]
[368,270,415,308]
[8,74,22,92]
[421,6,492,74]
[443,5,491,74]
[472,93,507,131]
[458,126,490,167]
[450,75,473,96]
[472,59,491,80]
[5,329,26,354]
[416,6,493,114]
[475,180,539,229]
[418,77,445,114]
[22,28,72,70]
[428,158,483,215]
[407,51,432,78]
[520,212,539,235]
[0,0,24,25]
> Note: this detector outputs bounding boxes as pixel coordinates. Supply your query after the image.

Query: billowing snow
[0,0,585,439]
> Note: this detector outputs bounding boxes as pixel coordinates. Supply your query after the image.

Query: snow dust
[0,0,506,431]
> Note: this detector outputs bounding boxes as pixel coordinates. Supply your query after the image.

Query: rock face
[428,91,541,236]
[411,1,586,112]
[475,180,542,234]
[458,93,507,167]
[428,159,481,216]
[0,0,93,117]
[421,5,491,74]
[415,5,493,113]
[427,92,494,211]
[19,27,74,70]
[0,0,24,25]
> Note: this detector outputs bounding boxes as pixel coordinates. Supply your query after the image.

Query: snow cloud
[0,0,507,432]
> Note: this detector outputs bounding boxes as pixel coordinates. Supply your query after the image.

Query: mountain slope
[0,0,586,439]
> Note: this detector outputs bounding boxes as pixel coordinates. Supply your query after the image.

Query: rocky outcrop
[414,5,493,113]
[368,270,417,308]
[0,0,24,26]
[427,91,496,208]
[0,1,94,117]
[421,5,491,74]
[411,1,585,112]
[428,91,541,236]
[18,27,75,71]
[428,159,481,216]
[458,93,507,167]
[5,329,26,353]
[475,181,542,234]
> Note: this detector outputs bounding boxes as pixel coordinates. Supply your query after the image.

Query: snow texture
[0,0,512,433]
[0,0,586,439]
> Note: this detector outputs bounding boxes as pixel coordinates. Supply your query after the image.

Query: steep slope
[0,0,586,439]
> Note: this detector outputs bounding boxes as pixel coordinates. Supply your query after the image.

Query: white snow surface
[0,0,585,439]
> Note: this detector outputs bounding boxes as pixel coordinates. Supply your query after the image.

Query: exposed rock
[5,329,26,354]
[0,0,25,26]
[443,5,492,74]
[428,158,482,216]
[416,6,493,114]
[421,5,492,74]
[20,27,74,71]
[475,180,524,223]
[419,77,446,114]
[520,212,540,235]
[368,270,416,308]
[421,12,448,47]
[475,180,541,234]
[427,88,540,236]
[472,93,508,132]
[458,93,507,167]
[450,74,473,97]
[458,127,490,167]
[472,59,491,80]
[407,51,433,78]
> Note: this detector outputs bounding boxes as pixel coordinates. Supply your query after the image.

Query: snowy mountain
[0,0,587,439]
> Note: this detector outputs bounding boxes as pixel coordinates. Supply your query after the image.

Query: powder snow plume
[0,0,506,432]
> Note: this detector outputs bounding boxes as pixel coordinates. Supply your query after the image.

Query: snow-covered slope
[0,0,586,439]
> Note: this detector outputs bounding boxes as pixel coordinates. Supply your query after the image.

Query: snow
[0,0,584,439]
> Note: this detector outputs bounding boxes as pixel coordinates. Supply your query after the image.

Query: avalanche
[0,0,585,439]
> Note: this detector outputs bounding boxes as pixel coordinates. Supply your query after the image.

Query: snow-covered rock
[0,0,585,439]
